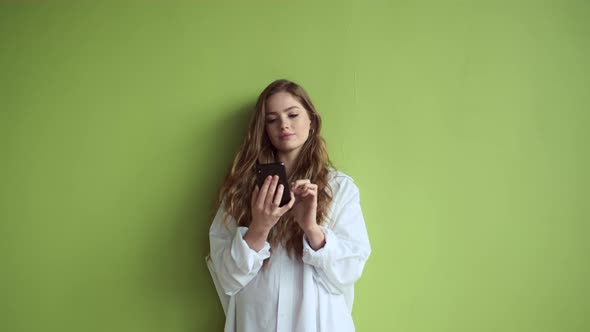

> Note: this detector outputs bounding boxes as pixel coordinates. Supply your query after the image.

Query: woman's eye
[266,119,276,124]
[288,114,299,118]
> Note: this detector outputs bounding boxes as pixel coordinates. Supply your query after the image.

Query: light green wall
[1,1,588,331]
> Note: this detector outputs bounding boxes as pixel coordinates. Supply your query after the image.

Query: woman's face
[264,91,312,155]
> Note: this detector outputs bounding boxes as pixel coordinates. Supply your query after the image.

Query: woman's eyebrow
[266,106,300,115]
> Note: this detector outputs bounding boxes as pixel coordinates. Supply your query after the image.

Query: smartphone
[255,162,291,207]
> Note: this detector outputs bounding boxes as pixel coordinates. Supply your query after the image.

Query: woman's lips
[279,133,295,140]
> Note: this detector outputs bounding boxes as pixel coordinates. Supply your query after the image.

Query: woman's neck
[277,149,301,178]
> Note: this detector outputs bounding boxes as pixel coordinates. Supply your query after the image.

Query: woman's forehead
[266,92,303,114]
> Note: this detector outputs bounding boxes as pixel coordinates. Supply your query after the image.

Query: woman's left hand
[290,179,318,232]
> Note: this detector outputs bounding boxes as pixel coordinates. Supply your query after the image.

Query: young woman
[207,79,371,332]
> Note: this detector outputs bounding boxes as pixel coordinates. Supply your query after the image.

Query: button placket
[276,246,285,331]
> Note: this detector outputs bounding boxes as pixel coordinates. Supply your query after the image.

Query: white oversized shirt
[207,170,371,332]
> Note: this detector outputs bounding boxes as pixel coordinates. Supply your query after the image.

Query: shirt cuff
[302,226,336,269]
[230,227,271,273]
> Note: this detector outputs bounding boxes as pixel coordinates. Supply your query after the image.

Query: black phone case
[255,162,291,207]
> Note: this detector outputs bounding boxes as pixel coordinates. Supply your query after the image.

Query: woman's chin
[275,142,303,154]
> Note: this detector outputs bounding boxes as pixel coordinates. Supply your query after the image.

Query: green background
[1,1,588,331]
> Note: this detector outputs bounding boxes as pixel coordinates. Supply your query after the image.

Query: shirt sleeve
[209,201,271,296]
[301,177,371,295]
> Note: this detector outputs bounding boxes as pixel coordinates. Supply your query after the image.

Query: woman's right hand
[250,175,295,232]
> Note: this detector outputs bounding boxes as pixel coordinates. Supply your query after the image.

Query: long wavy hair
[216,79,334,262]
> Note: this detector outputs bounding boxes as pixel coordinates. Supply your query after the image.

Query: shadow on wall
[143,101,254,331]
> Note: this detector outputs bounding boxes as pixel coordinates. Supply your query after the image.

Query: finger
[307,184,318,194]
[298,183,309,195]
[302,184,318,197]
[273,183,284,207]
[302,187,313,197]
[304,190,318,198]
[291,179,311,191]
[287,190,296,208]
[256,176,272,208]
[302,183,314,194]
[279,191,296,213]
[292,183,306,194]
[264,175,279,206]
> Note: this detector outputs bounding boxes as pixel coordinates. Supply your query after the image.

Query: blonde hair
[216,79,334,261]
